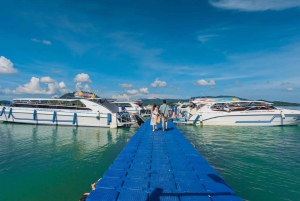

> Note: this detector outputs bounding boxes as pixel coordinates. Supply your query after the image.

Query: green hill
[259,100,300,106]
[59,92,99,99]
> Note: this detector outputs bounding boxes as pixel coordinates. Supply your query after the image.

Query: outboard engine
[134,115,144,126]
[117,112,131,123]
[181,111,190,122]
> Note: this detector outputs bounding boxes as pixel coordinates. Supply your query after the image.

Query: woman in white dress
[150,104,159,131]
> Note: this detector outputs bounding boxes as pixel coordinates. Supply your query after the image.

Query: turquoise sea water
[0,124,137,201]
[177,124,300,201]
[0,107,300,201]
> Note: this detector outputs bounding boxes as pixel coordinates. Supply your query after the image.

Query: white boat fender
[281,111,285,119]
[97,111,100,117]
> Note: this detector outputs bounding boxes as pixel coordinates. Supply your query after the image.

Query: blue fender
[33,110,37,120]
[107,113,111,125]
[52,111,57,123]
[193,115,200,124]
[8,108,12,119]
[73,113,77,125]
[0,107,5,116]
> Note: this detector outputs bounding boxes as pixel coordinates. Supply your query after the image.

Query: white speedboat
[113,100,151,117]
[174,98,300,126]
[0,98,134,128]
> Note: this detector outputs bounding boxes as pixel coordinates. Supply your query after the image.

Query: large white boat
[174,98,300,126]
[0,98,135,128]
[113,100,151,117]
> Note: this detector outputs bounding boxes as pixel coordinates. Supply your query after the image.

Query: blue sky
[1,0,300,102]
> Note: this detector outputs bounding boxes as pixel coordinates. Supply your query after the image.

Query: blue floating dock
[86,120,243,201]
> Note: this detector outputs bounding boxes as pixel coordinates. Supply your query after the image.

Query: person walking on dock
[150,104,159,131]
[159,100,169,131]
[172,105,178,120]
[121,104,126,112]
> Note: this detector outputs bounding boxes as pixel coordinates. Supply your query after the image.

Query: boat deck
[86,120,242,201]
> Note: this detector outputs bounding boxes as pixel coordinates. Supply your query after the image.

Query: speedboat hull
[176,109,300,126]
[0,107,125,128]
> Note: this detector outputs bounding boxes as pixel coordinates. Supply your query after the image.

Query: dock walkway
[86,120,242,201]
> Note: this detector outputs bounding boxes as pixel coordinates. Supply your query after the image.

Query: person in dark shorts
[159,100,169,131]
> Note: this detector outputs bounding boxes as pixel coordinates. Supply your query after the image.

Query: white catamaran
[174,98,300,126]
[0,98,134,128]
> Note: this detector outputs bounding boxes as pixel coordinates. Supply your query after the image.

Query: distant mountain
[258,100,300,106]
[272,101,300,106]
[59,92,75,99]
[0,100,11,106]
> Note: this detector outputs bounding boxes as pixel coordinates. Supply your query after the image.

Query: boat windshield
[11,99,92,110]
[180,104,190,108]
[114,103,133,108]
[211,101,275,111]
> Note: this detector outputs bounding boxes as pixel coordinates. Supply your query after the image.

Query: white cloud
[126,89,139,95]
[286,87,294,91]
[31,38,40,43]
[234,81,242,85]
[75,83,91,92]
[73,73,92,82]
[146,93,183,99]
[3,77,71,95]
[119,83,133,88]
[151,78,167,87]
[40,76,56,83]
[42,40,51,45]
[59,82,67,89]
[83,84,91,92]
[0,56,18,74]
[52,69,61,74]
[31,38,52,45]
[140,88,149,94]
[76,83,83,91]
[58,82,71,94]
[197,79,216,86]
[197,34,217,43]
[3,77,45,94]
[209,0,300,11]
[51,95,59,99]
[112,94,130,101]
[147,95,158,99]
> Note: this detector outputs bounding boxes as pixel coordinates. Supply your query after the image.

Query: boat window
[211,103,224,110]
[248,102,266,107]
[134,102,143,106]
[239,102,249,107]
[181,104,189,108]
[115,103,132,107]
[11,99,90,110]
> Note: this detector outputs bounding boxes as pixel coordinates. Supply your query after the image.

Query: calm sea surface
[0,107,300,201]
